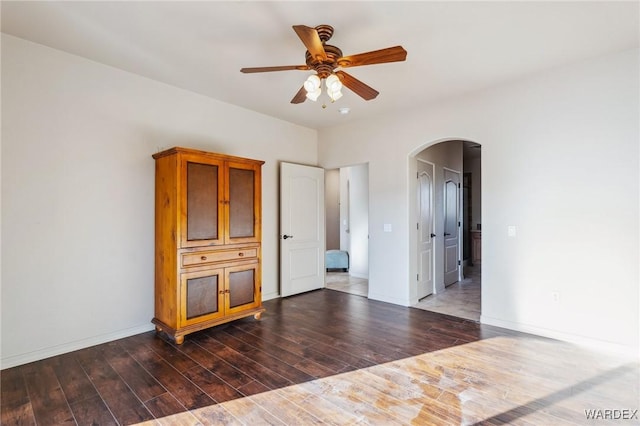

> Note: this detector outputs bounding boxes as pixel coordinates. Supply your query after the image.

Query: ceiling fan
[240,25,407,104]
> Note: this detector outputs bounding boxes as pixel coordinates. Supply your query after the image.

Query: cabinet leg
[175,335,185,345]
[155,325,163,332]
[254,312,263,320]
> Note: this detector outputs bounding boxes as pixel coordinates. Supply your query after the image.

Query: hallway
[325,265,481,322]
[412,264,481,321]
[325,272,368,297]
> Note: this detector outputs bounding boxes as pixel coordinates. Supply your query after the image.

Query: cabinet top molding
[152,146,265,165]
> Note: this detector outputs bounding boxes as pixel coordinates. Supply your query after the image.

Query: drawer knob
[200,256,207,261]
[238,252,244,257]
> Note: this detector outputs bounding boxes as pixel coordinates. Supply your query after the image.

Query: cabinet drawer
[182,247,258,268]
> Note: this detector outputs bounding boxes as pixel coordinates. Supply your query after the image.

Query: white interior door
[280,162,325,297]
[443,169,460,286]
[417,160,434,299]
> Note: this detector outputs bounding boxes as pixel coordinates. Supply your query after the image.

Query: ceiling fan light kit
[303,74,322,101]
[325,74,343,101]
[240,24,407,105]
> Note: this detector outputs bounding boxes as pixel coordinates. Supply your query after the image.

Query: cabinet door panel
[181,269,224,326]
[226,264,260,314]
[228,167,255,238]
[226,162,261,244]
[187,162,219,241]
[181,155,225,248]
[186,275,219,319]
[228,269,254,308]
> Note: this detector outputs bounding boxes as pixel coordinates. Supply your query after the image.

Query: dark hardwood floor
[2,289,637,425]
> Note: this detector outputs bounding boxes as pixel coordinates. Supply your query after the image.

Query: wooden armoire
[152,147,265,344]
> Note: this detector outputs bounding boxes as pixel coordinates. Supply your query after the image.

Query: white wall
[347,164,369,280]
[319,48,639,354]
[339,165,369,279]
[339,169,350,253]
[324,169,340,250]
[416,141,463,293]
[1,35,317,368]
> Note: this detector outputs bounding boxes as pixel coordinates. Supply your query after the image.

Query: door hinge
[458,182,461,188]
[417,222,419,230]
[417,274,419,281]
[458,221,461,227]
[458,260,461,266]
[417,172,419,178]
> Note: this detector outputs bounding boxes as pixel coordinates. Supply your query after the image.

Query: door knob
[282,235,293,239]
[444,233,451,236]
[430,233,436,238]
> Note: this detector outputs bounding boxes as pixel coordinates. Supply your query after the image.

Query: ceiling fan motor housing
[314,24,334,42]
[305,44,343,78]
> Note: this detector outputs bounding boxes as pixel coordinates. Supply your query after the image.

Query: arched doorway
[409,139,482,321]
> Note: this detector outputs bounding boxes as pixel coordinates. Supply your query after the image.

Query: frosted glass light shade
[326,74,342,92]
[328,89,343,102]
[304,75,321,93]
[306,87,321,101]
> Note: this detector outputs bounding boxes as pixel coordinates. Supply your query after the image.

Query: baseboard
[480,315,639,359]
[1,323,156,370]
[368,292,411,307]
[262,291,280,301]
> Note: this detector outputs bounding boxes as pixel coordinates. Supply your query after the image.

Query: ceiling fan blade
[337,46,407,68]
[241,65,310,73]
[291,86,307,104]
[292,25,327,61]
[336,71,379,101]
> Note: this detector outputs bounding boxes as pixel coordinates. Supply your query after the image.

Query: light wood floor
[167,336,638,425]
[327,265,482,322]
[413,264,482,321]
[2,289,637,425]
[325,272,368,297]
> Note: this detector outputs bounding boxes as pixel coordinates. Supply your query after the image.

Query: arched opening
[408,139,482,321]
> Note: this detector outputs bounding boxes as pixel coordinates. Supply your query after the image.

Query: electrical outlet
[551,292,561,304]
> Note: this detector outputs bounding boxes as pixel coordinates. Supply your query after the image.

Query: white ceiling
[2,1,638,130]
